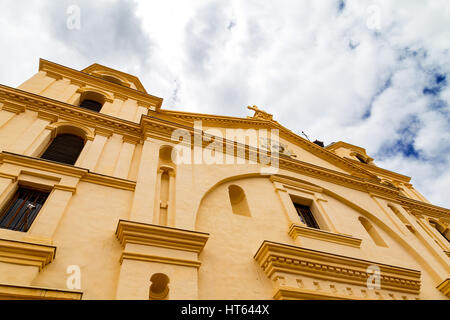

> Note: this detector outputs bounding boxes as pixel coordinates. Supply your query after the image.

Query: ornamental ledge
[0,238,56,271]
[115,220,209,254]
[254,241,421,294]
[0,283,82,300]
[288,224,362,248]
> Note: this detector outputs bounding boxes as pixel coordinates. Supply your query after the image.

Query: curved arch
[40,134,85,165]
[159,145,176,164]
[228,185,251,217]
[194,172,449,283]
[90,70,131,87]
[47,121,95,142]
[76,86,114,103]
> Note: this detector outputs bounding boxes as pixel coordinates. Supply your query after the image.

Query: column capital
[95,126,114,138]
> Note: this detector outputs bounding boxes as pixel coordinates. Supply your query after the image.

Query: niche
[228,185,251,217]
[359,217,388,247]
[149,273,170,300]
[155,146,176,226]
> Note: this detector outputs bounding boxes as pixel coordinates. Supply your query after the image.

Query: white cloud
[0,0,448,208]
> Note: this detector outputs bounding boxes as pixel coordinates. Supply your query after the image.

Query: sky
[0,0,449,208]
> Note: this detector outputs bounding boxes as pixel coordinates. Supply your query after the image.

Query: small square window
[0,187,50,232]
[293,203,319,229]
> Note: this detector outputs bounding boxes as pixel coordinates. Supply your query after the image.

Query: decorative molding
[122,134,141,145]
[288,224,362,248]
[0,85,448,217]
[115,220,209,253]
[0,85,142,139]
[254,241,421,294]
[1,99,26,114]
[37,110,58,123]
[437,278,450,298]
[399,196,450,221]
[82,63,147,93]
[0,152,87,178]
[274,286,361,300]
[95,126,114,138]
[270,175,323,194]
[0,172,18,182]
[0,152,136,191]
[0,283,82,300]
[53,184,77,194]
[40,59,162,109]
[81,173,136,191]
[120,252,202,269]
[0,238,56,271]
[157,109,380,180]
[76,86,114,103]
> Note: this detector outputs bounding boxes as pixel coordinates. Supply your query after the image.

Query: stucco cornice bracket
[254,241,421,295]
[288,224,362,248]
[0,238,56,271]
[115,220,209,253]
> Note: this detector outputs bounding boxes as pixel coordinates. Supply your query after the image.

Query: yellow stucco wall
[0,60,447,300]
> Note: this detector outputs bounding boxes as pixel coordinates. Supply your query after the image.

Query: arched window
[355,153,368,164]
[429,220,449,243]
[149,273,170,300]
[228,185,250,217]
[359,217,388,247]
[78,91,105,112]
[40,134,85,165]
[101,75,124,86]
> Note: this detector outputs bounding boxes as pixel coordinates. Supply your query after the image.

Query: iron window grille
[0,187,50,232]
[294,203,319,229]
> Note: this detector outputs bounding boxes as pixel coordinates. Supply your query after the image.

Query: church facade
[0,59,448,300]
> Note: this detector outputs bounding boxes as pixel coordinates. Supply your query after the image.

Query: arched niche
[228,185,251,217]
[358,216,388,247]
[149,273,170,300]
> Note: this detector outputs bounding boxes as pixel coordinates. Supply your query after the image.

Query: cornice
[142,116,402,199]
[273,286,360,300]
[288,224,362,248]
[0,238,56,271]
[39,59,162,109]
[1,87,447,214]
[0,152,136,191]
[82,63,147,93]
[81,173,136,191]
[399,196,450,220]
[115,220,209,253]
[0,85,142,139]
[326,141,367,154]
[0,152,87,178]
[120,251,202,269]
[0,283,82,300]
[254,241,421,294]
[437,278,450,298]
[157,109,378,180]
[347,158,412,184]
[0,99,26,114]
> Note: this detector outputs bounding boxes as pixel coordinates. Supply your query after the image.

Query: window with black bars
[40,134,85,165]
[79,99,103,112]
[294,203,319,229]
[0,187,50,232]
